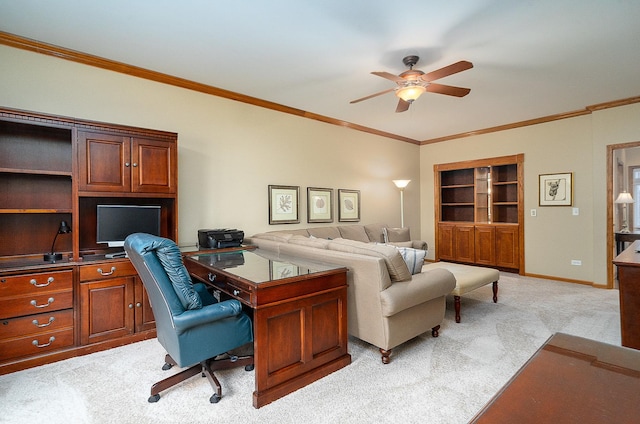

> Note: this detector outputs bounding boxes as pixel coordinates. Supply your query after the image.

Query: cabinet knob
[32,336,55,348]
[30,277,54,288]
[30,297,54,308]
[132,163,138,167]
[97,267,116,276]
[233,289,241,296]
[125,162,130,167]
[128,303,134,309]
[136,302,141,308]
[208,273,216,282]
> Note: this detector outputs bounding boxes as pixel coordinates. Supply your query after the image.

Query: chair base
[149,353,254,403]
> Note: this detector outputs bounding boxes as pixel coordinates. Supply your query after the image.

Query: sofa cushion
[288,235,330,249]
[308,227,341,239]
[338,225,370,243]
[328,238,412,282]
[364,223,387,243]
[253,232,294,243]
[153,238,202,310]
[395,246,427,274]
[383,227,411,243]
[380,268,456,317]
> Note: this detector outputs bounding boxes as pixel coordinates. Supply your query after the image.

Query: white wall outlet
[571,260,582,266]
[572,208,579,216]
[531,209,537,217]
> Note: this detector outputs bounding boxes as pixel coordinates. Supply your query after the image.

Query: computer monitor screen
[96,205,161,247]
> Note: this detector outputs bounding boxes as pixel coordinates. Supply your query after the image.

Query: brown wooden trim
[3,31,639,147]
[524,272,594,287]
[0,31,419,145]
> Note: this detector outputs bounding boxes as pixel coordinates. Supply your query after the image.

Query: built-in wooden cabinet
[435,154,524,273]
[0,107,177,374]
[79,260,154,345]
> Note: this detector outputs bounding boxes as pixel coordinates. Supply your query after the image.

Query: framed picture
[268,185,300,224]
[539,173,573,206]
[338,189,360,222]
[307,187,333,223]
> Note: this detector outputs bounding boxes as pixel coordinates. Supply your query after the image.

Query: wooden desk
[613,240,640,350]
[470,333,640,423]
[615,232,640,255]
[183,248,350,408]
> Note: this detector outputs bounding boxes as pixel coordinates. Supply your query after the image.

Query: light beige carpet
[0,272,621,424]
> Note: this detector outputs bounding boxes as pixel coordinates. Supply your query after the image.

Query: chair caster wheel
[148,394,160,403]
[209,394,221,403]
[162,363,173,371]
[245,364,255,371]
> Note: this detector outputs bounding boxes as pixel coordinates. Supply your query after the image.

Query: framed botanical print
[338,189,360,222]
[307,187,333,223]
[539,173,573,206]
[268,185,300,224]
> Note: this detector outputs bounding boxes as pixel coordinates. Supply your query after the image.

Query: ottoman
[422,262,500,323]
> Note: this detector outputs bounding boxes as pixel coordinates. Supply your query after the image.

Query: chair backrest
[124,233,190,352]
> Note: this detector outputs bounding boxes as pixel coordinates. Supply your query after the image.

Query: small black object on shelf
[43,220,71,262]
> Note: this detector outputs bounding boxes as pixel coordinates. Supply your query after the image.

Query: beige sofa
[245,224,456,364]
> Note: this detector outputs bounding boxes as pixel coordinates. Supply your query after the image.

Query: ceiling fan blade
[395,99,411,113]
[421,60,473,82]
[371,71,405,83]
[350,87,395,104]
[426,83,471,97]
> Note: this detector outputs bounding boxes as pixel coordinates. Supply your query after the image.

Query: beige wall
[0,45,421,247]
[420,103,640,285]
[3,44,640,285]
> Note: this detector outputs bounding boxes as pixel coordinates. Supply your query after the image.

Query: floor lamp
[615,191,634,233]
[393,180,411,228]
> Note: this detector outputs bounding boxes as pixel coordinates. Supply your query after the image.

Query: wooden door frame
[607,141,640,288]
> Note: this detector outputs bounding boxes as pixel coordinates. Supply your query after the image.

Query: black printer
[198,228,244,249]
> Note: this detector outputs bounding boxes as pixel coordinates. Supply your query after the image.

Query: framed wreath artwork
[307,187,333,223]
[268,185,300,224]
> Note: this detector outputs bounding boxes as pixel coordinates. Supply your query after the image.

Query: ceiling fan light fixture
[396,84,426,102]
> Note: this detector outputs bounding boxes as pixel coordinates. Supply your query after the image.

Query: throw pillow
[395,246,427,274]
[383,227,411,243]
[328,238,412,282]
[153,237,202,310]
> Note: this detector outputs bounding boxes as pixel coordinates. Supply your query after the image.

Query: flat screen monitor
[96,205,161,248]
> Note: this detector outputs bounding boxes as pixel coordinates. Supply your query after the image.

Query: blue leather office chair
[124,233,254,403]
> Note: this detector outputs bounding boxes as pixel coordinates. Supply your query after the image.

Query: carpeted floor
[0,272,621,424]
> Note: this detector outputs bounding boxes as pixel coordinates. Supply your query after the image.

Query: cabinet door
[454,225,475,263]
[131,138,177,193]
[437,223,456,261]
[495,225,520,270]
[475,226,496,266]
[134,277,155,333]
[77,131,130,192]
[80,276,135,345]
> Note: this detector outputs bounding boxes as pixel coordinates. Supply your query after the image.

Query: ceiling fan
[350,56,473,113]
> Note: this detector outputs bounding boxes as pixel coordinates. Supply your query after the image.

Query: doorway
[607,142,640,288]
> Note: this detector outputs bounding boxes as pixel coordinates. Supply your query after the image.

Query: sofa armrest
[379,268,456,317]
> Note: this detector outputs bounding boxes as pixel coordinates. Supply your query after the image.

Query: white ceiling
[2,0,640,142]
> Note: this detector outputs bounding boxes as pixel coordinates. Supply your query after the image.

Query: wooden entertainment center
[0,107,177,374]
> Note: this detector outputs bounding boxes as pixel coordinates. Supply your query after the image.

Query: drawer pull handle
[30,298,54,308]
[208,273,216,282]
[30,277,54,288]
[233,289,241,296]
[32,336,55,348]
[97,266,116,276]
[32,317,55,327]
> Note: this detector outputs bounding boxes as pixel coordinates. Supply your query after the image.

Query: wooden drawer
[0,327,74,362]
[0,290,74,319]
[189,263,253,305]
[79,260,136,282]
[1,309,74,340]
[0,270,73,298]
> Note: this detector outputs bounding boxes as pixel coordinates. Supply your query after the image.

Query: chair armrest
[379,268,456,317]
[411,240,428,251]
[173,299,243,332]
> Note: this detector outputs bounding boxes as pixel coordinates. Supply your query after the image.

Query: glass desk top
[186,248,343,284]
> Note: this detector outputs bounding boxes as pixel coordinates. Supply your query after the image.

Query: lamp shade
[393,179,411,189]
[396,85,426,102]
[615,192,634,204]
